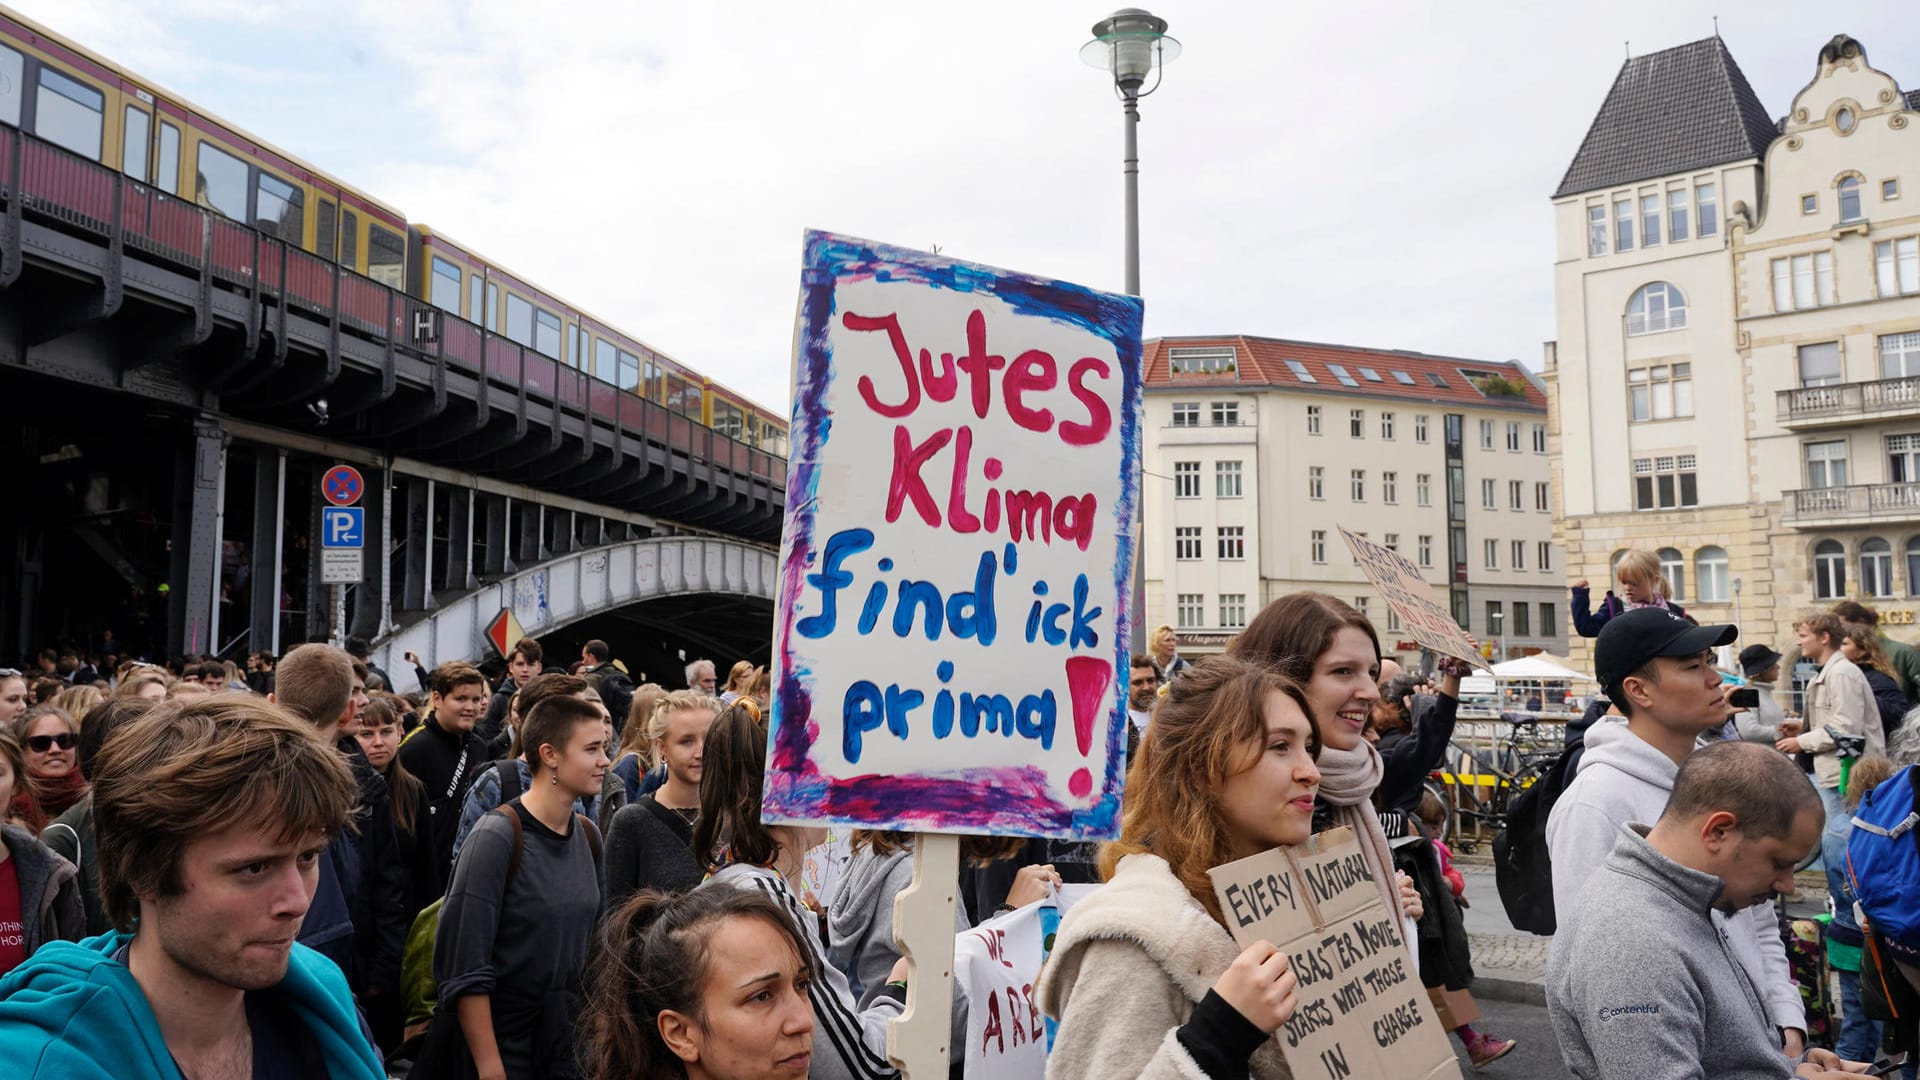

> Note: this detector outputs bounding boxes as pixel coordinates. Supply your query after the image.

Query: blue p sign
[322,507,364,549]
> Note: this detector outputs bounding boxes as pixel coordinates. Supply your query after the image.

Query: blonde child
[1571,548,1684,637]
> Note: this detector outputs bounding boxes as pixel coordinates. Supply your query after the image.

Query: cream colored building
[1141,337,1565,669]
[1550,34,1920,669]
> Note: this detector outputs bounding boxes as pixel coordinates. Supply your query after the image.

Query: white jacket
[1800,653,1884,790]
[1036,853,1293,1080]
[1545,719,1807,1036]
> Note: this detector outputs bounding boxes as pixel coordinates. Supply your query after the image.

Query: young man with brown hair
[479,637,543,746]
[0,695,385,1078]
[400,662,493,892]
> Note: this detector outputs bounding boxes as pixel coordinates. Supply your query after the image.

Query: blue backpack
[1846,764,1920,951]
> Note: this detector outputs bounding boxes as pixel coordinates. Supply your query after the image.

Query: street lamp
[1490,610,1505,661]
[1083,8,1178,651]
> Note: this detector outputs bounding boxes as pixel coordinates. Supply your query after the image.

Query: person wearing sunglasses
[0,726,83,977]
[10,706,87,833]
[0,671,28,729]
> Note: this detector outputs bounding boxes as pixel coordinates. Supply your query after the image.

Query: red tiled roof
[1142,335,1547,412]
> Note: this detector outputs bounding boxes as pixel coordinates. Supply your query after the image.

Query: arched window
[1839,175,1863,222]
[1862,537,1894,598]
[1626,282,1688,335]
[1658,547,1686,602]
[1907,537,1920,596]
[1815,539,1847,599]
[1694,546,1729,602]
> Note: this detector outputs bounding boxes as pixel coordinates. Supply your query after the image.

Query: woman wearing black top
[433,694,609,1080]
[604,690,719,905]
[355,694,436,921]
[1839,622,1908,741]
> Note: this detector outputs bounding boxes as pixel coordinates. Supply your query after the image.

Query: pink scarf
[1312,739,1407,924]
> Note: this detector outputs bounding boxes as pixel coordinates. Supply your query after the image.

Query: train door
[116,83,154,184]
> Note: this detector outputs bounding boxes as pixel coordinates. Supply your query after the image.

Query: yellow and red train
[0,5,788,456]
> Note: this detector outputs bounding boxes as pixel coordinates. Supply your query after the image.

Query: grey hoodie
[1547,825,1802,1080]
[1545,719,1805,1034]
[707,862,902,1080]
[826,845,970,1064]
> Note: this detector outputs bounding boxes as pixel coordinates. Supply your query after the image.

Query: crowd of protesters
[0,574,1907,1080]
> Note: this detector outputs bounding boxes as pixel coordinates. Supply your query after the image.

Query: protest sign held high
[766,230,1144,841]
[1339,526,1481,665]
[1209,829,1464,1080]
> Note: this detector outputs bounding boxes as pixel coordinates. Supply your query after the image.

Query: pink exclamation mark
[1063,656,1112,799]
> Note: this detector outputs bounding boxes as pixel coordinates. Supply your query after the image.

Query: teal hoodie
[0,931,384,1080]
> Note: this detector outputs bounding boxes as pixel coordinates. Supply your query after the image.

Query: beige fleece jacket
[1036,853,1294,1080]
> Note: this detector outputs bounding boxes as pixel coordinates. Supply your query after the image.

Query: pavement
[1451,858,1831,1007]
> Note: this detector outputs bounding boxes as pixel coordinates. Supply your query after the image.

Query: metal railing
[1777,375,1920,424]
[0,124,788,495]
[1783,481,1920,524]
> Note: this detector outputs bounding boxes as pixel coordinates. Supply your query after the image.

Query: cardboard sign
[1338,526,1479,664]
[1208,829,1463,1080]
[955,884,1099,1079]
[765,231,1144,840]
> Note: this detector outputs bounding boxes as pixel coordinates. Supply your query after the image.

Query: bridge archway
[372,534,778,691]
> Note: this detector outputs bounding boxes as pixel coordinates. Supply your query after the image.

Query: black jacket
[1860,664,1909,742]
[583,662,634,735]
[478,676,518,747]
[335,737,410,999]
[398,715,489,895]
[1374,693,1459,815]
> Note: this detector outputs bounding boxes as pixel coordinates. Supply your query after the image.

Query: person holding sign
[1037,656,1319,1079]
[1230,594,1424,930]
[696,701,905,1080]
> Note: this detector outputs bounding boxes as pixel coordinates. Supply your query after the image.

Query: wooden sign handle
[886,832,960,1078]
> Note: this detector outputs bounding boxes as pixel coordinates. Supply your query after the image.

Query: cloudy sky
[22,1,1920,413]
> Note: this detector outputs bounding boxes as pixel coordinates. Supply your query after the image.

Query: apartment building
[1548,33,1920,667]
[1142,337,1565,668]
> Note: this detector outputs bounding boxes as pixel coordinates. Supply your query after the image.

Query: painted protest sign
[955,884,1098,1079]
[1208,829,1463,1080]
[1338,526,1479,664]
[765,231,1144,840]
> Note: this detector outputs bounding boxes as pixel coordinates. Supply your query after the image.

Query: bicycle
[1425,712,1562,853]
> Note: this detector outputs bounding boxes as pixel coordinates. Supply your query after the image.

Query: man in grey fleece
[1546,609,1808,1053]
[1548,742,1865,1079]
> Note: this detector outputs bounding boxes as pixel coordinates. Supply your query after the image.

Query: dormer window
[1839,176,1863,223]
[1168,346,1236,377]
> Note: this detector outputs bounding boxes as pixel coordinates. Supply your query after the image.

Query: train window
[315,199,336,261]
[644,359,663,401]
[121,106,149,182]
[468,276,483,325]
[617,350,640,391]
[566,325,582,368]
[0,46,20,125]
[156,121,179,194]
[430,257,462,313]
[713,401,744,439]
[341,209,359,267]
[668,376,703,418]
[254,172,304,242]
[504,294,533,346]
[533,309,561,359]
[36,67,105,160]
[368,223,404,287]
[593,338,617,382]
[484,282,498,332]
[194,142,248,221]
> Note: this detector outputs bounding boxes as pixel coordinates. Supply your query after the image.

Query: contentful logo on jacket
[1597,1004,1660,1022]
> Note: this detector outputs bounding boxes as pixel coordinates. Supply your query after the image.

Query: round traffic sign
[322,464,365,507]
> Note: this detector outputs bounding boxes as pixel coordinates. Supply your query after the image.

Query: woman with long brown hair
[697,701,902,1080]
[1839,621,1908,743]
[10,705,87,831]
[1228,592,1425,931]
[1038,655,1319,1078]
[355,693,435,922]
[581,887,816,1080]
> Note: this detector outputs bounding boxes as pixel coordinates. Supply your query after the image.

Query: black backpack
[1491,699,1603,935]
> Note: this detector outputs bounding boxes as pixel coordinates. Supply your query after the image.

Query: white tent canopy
[1487,654,1594,681]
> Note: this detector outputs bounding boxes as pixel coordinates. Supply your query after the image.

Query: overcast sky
[23,1,1920,413]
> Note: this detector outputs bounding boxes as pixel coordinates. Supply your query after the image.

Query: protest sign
[955,884,1098,1079]
[765,231,1145,840]
[1209,829,1463,1080]
[1338,526,1480,664]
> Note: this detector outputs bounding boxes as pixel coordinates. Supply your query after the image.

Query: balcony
[1782,482,1920,528]
[1777,376,1920,429]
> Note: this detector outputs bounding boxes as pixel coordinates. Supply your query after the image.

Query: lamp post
[1490,610,1505,662]
[1083,8,1179,650]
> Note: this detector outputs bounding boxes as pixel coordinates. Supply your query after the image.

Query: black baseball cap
[1595,608,1738,697]
[1738,644,1784,678]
